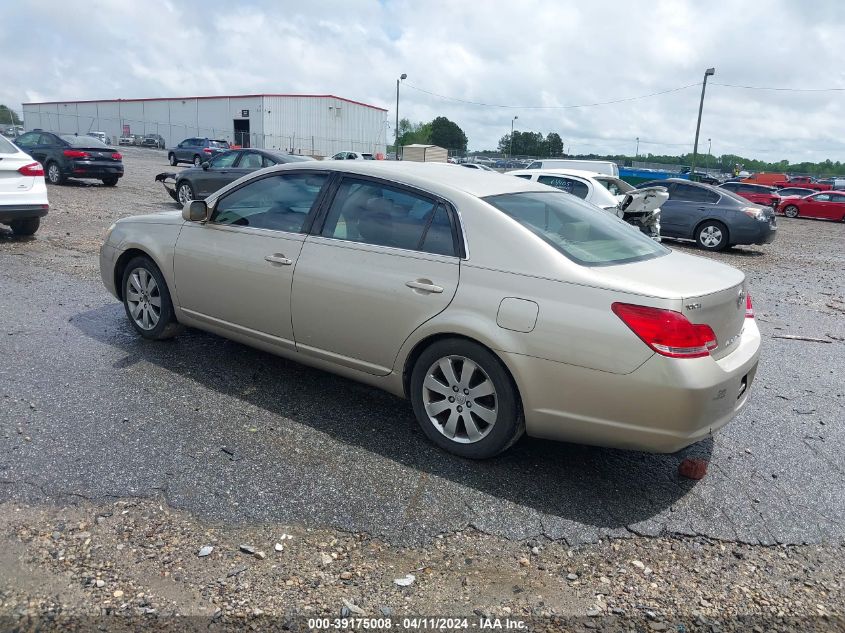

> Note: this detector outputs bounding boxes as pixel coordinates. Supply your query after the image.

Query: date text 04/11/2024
[306,617,528,630]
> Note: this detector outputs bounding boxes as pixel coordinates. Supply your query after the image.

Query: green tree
[397,118,432,146]
[0,105,22,126]
[429,116,468,152]
[546,132,563,157]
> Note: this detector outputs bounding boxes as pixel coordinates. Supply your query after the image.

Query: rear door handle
[265,254,293,265]
[406,280,444,293]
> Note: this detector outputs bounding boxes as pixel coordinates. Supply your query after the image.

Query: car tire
[783,205,799,218]
[695,220,729,251]
[409,338,524,459]
[168,153,177,166]
[176,181,195,205]
[9,217,40,236]
[120,256,184,341]
[45,161,64,185]
[193,155,202,167]
[102,177,119,187]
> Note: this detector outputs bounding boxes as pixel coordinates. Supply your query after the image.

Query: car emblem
[737,289,746,309]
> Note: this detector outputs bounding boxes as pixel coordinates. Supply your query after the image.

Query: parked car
[739,172,787,187]
[775,187,815,199]
[14,131,124,186]
[0,133,48,235]
[638,178,776,251]
[508,168,665,239]
[771,175,832,191]
[525,159,620,177]
[718,181,780,208]
[461,163,496,172]
[84,131,108,144]
[118,135,134,145]
[2,125,25,138]
[329,151,374,160]
[142,134,166,149]
[155,149,315,203]
[168,138,231,167]
[778,191,845,221]
[100,161,761,458]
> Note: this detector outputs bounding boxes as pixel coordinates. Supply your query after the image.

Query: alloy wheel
[125,267,161,331]
[47,163,61,184]
[699,225,723,248]
[177,183,193,204]
[422,355,498,444]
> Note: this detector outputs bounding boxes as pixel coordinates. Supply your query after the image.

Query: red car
[778,191,845,221]
[771,175,832,191]
[719,181,780,208]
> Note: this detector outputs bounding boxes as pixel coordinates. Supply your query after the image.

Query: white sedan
[0,134,49,235]
[100,162,760,458]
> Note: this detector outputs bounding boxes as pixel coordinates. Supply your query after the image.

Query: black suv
[14,131,124,186]
[168,138,230,167]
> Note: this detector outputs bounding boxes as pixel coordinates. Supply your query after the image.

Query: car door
[828,193,845,220]
[662,182,720,238]
[13,132,49,163]
[291,175,461,375]
[802,193,828,218]
[173,171,330,350]
[197,150,240,196]
[230,150,265,181]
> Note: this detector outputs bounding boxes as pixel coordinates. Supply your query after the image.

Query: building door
[233,119,250,148]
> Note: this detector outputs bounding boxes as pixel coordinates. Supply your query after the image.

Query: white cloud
[2,0,845,162]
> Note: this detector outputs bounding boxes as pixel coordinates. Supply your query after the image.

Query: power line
[712,82,845,92]
[401,82,701,110]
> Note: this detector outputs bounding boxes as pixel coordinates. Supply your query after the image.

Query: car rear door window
[211,173,328,233]
[672,184,719,203]
[537,175,589,199]
[237,152,263,169]
[321,178,455,255]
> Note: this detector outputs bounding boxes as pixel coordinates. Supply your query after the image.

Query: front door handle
[406,280,444,294]
[265,254,293,265]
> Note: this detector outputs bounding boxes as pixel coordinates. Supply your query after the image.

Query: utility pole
[395,73,406,159]
[707,138,712,170]
[635,137,639,159]
[690,67,715,177]
[509,115,518,158]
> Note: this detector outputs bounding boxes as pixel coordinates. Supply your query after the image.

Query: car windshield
[484,191,669,266]
[0,134,18,153]
[61,134,108,148]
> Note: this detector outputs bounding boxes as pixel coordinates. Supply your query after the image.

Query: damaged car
[155,148,315,204]
[508,168,666,239]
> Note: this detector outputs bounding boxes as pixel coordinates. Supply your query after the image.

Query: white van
[523,159,619,177]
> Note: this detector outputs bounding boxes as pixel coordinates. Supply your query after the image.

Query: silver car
[100,162,761,459]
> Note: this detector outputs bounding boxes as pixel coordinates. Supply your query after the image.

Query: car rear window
[61,134,107,148]
[0,135,17,154]
[484,191,669,266]
[209,140,229,148]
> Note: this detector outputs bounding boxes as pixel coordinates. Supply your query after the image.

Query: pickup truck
[772,176,832,191]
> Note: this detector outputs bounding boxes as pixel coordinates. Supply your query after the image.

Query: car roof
[508,168,611,179]
[271,160,553,198]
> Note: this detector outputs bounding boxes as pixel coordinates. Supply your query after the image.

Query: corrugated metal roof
[22,94,387,112]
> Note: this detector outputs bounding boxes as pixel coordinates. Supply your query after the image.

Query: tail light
[111,152,122,160]
[63,149,89,159]
[203,147,213,153]
[18,162,44,177]
[612,302,717,359]
[745,293,754,319]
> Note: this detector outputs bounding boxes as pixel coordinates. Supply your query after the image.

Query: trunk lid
[682,282,747,360]
[0,154,35,193]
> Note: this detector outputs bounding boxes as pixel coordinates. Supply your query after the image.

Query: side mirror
[182,200,209,222]
[201,162,210,170]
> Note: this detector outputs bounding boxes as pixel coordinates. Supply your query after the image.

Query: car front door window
[209,151,238,169]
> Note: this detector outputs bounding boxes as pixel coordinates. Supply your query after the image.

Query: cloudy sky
[3,0,845,162]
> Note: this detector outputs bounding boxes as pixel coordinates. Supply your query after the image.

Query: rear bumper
[732,218,777,245]
[68,160,124,179]
[0,204,49,223]
[506,319,762,453]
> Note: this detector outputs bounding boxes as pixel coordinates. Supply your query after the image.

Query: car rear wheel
[193,155,202,167]
[168,153,177,166]
[177,181,195,205]
[46,161,64,185]
[695,220,729,251]
[121,256,184,340]
[10,217,40,236]
[784,205,799,218]
[102,177,119,186]
[410,339,524,459]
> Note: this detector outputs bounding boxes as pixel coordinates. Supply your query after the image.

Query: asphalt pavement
[1,150,843,548]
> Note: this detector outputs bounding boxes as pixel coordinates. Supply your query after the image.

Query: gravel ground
[1,148,844,630]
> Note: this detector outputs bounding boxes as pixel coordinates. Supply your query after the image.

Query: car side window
[209,151,239,168]
[14,132,40,147]
[513,174,532,180]
[814,194,830,202]
[211,173,328,233]
[321,178,454,254]
[672,184,719,203]
[238,152,264,169]
[537,175,589,199]
[262,155,278,168]
[832,194,845,203]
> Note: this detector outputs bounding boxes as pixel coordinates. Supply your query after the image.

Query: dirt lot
[1,147,844,631]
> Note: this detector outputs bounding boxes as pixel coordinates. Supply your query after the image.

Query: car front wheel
[168,153,177,166]
[783,205,799,218]
[695,220,729,251]
[102,177,119,186]
[410,339,524,459]
[121,256,184,340]
[177,181,195,205]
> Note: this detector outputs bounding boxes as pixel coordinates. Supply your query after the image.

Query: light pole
[690,67,715,177]
[509,115,518,158]
[635,136,639,159]
[395,73,407,159]
[707,138,712,170]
